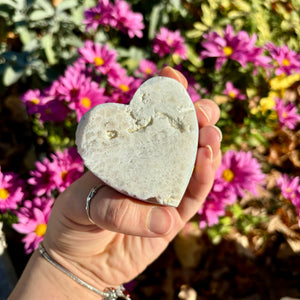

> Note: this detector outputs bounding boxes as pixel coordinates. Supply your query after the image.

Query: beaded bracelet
[38,243,131,300]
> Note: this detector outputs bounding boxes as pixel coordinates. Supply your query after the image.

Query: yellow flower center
[0,188,9,200]
[61,170,68,181]
[94,56,104,66]
[31,98,40,105]
[286,187,291,193]
[119,84,130,92]
[223,46,233,56]
[167,38,173,44]
[80,97,91,108]
[282,58,290,66]
[228,91,236,98]
[222,169,235,182]
[145,67,152,74]
[282,111,288,118]
[35,223,47,237]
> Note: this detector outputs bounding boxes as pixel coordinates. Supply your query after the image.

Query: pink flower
[135,59,157,78]
[28,147,84,196]
[68,81,108,122]
[56,65,90,102]
[0,167,24,212]
[215,150,265,199]
[266,43,300,75]
[84,0,115,31]
[84,0,144,38]
[21,89,48,115]
[223,82,246,100]
[49,147,84,193]
[275,98,300,130]
[13,197,53,254]
[200,25,270,71]
[78,41,118,75]
[112,0,144,38]
[276,174,299,203]
[108,67,142,104]
[28,158,58,197]
[153,27,187,59]
[276,174,300,227]
[198,190,228,228]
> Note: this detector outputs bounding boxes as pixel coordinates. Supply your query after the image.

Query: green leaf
[35,0,55,15]
[3,65,24,86]
[0,0,18,9]
[56,0,78,12]
[148,3,164,39]
[15,25,34,45]
[201,3,215,27]
[41,34,57,65]
[29,9,54,21]
[231,203,243,219]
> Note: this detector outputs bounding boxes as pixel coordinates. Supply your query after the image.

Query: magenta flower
[108,67,142,104]
[112,0,144,38]
[56,65,90,102]
[153,27,187,59]
[214,150,266,199]
[21,89,49,115]
[275,98,300,130]
[276,174,299,203]
[84,0,144,38]
[28,158,58,197]
[198,150,265,228]
[28,147,84,196]
[13,197,53,254]
[200,25,270,71]
[68,81,108,121]
[84,0,115,31]
[78,41,118,75]
[135,59,157,78]
[276,174,300,227]
[49,147,84,193]
[0,167,24,213]
[198,191,228,228]
[223,82,246,100]
[38,100,71,123]
[266,43,300,75]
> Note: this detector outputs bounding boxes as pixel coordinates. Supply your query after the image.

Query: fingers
[194,99,220,127]
[159,66,188,89]
[88,186,176,236]
[176,126,222,223]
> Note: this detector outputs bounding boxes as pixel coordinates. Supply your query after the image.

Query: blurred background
[0,0,300,299]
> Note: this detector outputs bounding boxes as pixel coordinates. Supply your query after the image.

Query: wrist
[9,248,104,300]
[39,243,130,300]
[40,243,108,299]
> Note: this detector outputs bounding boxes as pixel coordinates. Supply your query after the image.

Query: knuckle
[104,200,130,229]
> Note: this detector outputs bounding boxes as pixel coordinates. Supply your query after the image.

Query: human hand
[43,66,222,297]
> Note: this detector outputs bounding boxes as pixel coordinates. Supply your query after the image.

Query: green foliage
[0,0,92,88]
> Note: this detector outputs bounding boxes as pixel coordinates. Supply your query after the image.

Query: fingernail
[198,104,212,122]
[147,207,172,235]
[212,125,223,141]
[205,145,214,162]
[166,66,182,82]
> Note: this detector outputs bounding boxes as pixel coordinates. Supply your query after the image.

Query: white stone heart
[75,76,199,207]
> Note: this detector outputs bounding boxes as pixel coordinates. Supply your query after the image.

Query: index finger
[158,66,188,89]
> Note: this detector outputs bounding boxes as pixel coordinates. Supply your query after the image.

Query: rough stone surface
[76,76,198,206]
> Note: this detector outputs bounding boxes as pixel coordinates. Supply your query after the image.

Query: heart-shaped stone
[76,76,199,207]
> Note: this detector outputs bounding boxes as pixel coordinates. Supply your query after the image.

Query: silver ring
[85,184,106,224]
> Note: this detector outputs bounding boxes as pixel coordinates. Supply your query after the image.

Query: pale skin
[9,66,222,300]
